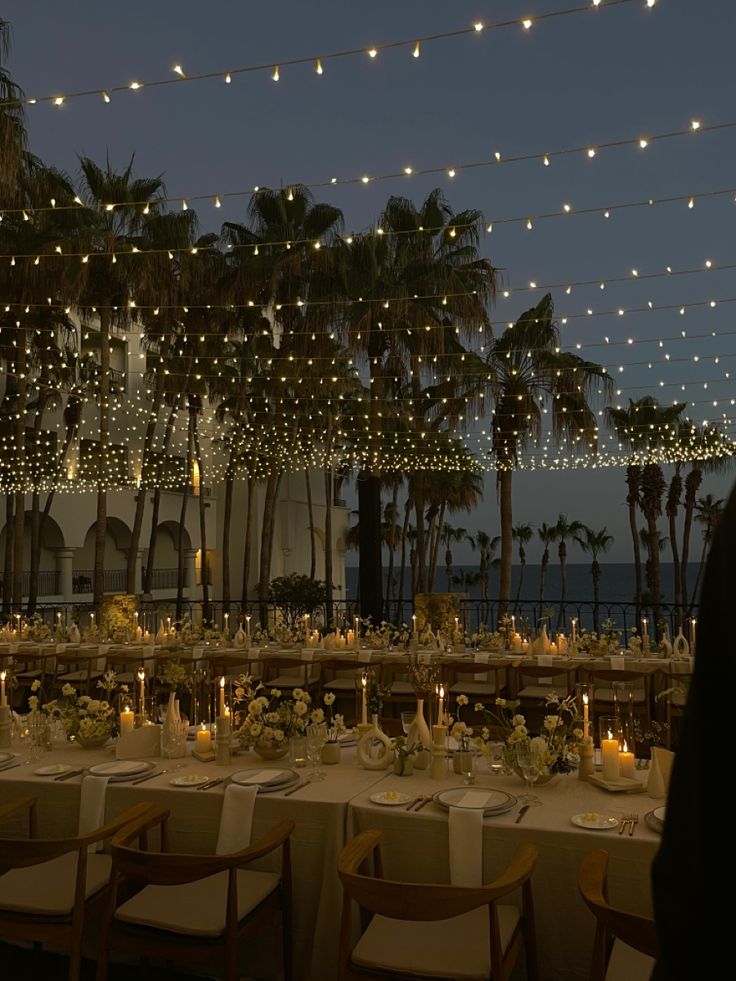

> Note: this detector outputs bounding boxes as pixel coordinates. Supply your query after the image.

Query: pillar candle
[218,676,226,718]
[642,618,648,640]
[120,708,135,735]
[690,618,697,652]
[571,619,577,644]
[195,726,213,753]
[412,614,417,636]
[619,740,636,779]
[601,730,620,782]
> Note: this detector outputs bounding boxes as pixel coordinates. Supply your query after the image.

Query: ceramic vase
[321,741,341,765]
[357,715,393,770]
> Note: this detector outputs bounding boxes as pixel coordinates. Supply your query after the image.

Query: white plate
[653,805,666,823]
[0,752,15,765]
[370,791,413,806]
[571,813,619,830]
[88,760,154,781]
[34,763,73,776]
[433,788,517,816]
[170,773,211,788]
[230,768,298,790]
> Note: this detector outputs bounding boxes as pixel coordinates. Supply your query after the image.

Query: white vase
[161,691,185,758]
[357,715,393,770]
[233,626,247,648]
[407,698,431,770]
[69,624,81,644]
[673,628,690,659]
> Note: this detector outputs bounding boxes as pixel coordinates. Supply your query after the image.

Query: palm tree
[689,494,725,610]
[466,530,499,624]
[439,524,467,592]
[575,526,614,633]
[665,458,684,620]
[638,528,669,627]
[552,514,585,629]
[0,19,25,201]
[425,467,484,591]
[537,522,556,612]
[607,397,686,633]
[73,156,164,607]
[512,523,534,609]
[490,294,611,618]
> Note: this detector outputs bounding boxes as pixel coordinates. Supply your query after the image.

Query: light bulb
[368,48,377,58]
[129,81,141,90]
[315,58,323,74]
[53,96,64,106]
[639,138,648,148]
[688,197,695,209]
[447,168,456,178]
[173,65,185,77]
[224,73,232,84]
[691,119,701,130]
[543,154,550,166]
[102,91,110,103]
[272,66,280,81]
[587,147,596,158]
[474,22,484,32]
[214,196,221,208]
[522,19,532,30]
[412,42,420,58]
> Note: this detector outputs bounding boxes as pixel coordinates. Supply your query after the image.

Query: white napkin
[449,796,486,887]
[78,775,110,852]
[236,768,284,785]
[216,784,258,855]
[648,746,675,799]
[301,650,314,662]
[537,655,554,666]
[609,655,626,670]
[358,651,372,664]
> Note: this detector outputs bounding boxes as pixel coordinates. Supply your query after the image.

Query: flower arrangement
[234,674,313,749]
[44,683,117,744]
[322,691,346,742]
[471,694,584,776]
[363,668,391,717]
[360,618,410,650]
[390,735,422,774]
[26,613,52,643]
[449,693,481,751]
[407,656,440,698]
[157,656,192,693]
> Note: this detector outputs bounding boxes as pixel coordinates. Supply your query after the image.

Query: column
[54,548,75,601]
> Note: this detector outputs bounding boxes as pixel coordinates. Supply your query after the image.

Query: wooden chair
[377,657,417,712]
[581,669,653,728]
[516,664,577,707]
[337,829,538,981]
[578,850,657,981]
[5,646,57,704]
[0,796,152,981]
[260,655,320,696]
[96,804,294,981]
[55,647,104,696]
[442,659,508,705]
[661,664,692,748]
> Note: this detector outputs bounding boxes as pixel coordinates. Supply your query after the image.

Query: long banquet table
[0,736,663,981]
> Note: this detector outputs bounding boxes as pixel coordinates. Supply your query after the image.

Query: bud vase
[407,698,431,770]
[357,714,393,770]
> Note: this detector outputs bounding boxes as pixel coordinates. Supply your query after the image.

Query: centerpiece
[320,692,346,764]
[470,693,584,781]
[44,682,118,748]
[234,674,313,760]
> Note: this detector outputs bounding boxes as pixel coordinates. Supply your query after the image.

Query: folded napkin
[216,784,258,855]
[537,655,555,666]
[78,775,110,852]
[473,653,490,664]
[236,768,285,785]
[610,655,626,670]
[648,746,675,799]
[301,649,314,662]
[449,794,487,887]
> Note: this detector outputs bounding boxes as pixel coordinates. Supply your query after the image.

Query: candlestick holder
[0,705,12,750]
[215,715,231,765]
[577,737,594,781]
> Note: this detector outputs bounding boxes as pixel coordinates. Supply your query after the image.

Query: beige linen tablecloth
[349,767,661,981]
[0,743,387,980]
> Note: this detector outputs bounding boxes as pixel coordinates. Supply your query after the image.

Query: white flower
[456,694,469,707]
[310,708,325,724]
[513,714,526,727]
[544,715,561,731]
[249,722,262,738]
[28,695,39,711]
[31,679,41,691]
[270,689,282,699]
[292,688,306,701]
[474,702,485,712]
[294,701,308,717]
[248,699,263,716]
[495,698,507,707]
[273,729,285,742]
[266,712,280,725]
[62,683,76,697]
[323,692,336,706]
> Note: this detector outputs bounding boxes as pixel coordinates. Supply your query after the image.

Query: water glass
[161,721,188,759]
[457,749,475,785]
[515,741,541,799]
[401,712,416,735]
[487,741,506,775]
[306,724,328,781]
[289,735,308,768]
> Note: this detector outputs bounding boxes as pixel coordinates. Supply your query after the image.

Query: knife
[0,762,20,773]
[198,777,225,791]
[131,770,163,785]
[55,768,84,782]
[282,781,307,797]
[515,804,531,824]
[414,796,432,812]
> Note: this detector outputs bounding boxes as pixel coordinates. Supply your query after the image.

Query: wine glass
[401,712,416,736]
[487,741,506,775]
[515,741,541,803]
[306,724,328,782]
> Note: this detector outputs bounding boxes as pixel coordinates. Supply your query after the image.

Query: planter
[321,741,341,765]
[253,742,290,761]
[393,754,414,776]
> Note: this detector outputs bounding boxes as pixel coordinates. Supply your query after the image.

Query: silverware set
[282,781,308,797]
[405,795,432,812]
[54,767,87,782]
[0,761,20,773]
[131,769,168,785]
[619,813,639,836]
[197,777,226,791]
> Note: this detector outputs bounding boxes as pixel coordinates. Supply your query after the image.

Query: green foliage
[268,573,326,627]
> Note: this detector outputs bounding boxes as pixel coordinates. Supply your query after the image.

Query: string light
[0,1,652,111]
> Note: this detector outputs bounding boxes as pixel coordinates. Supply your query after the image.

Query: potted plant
[390,735,422,775]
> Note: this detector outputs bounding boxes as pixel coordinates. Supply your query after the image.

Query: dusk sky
[3,0,734,562]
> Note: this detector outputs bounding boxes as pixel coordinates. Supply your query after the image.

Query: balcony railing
[147,568,180,590]
[0,570,61,597]
[72,569,127,594]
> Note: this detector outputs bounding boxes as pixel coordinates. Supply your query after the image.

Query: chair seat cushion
[595,688,646,704]
[518,684,566,700]
[605,939,655,981]
[115,869,280,938]
[265,674,317,689]
[0,852,112,915]
[351,904,520,981]
[323,678,358,692]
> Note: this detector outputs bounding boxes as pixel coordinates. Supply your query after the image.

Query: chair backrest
[338,831,538,981]
[578,849,658,981]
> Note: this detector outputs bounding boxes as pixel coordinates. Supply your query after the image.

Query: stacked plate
[87,760,156,782]
[645,805,666,833]
[230,767,300,793]
[431,787,517,816]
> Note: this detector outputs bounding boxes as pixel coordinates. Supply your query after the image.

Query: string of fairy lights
[0,1,654,111]
[3,0,736,492]
[0,115,719,227]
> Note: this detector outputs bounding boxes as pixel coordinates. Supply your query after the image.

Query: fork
[618,813,633,835]
[412,795,433,812]
[628,814,639,836]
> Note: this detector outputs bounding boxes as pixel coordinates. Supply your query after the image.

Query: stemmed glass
[400,712,416,736]
[515,741,541,804]
[306,723,328,782]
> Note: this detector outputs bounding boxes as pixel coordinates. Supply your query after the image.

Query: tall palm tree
[73,156,164,607]
[575,526,614,633]
[512,523,534,609]
[689,494,725,610]
[0,19,25,201]
[425,467,484,591]
[490,294,611,617]
[537,521,556,612]
[607,397,686,634]
[466,530,499,624]
[440,524,467,592]
[665,458,683,620]
[552,514,584,629]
